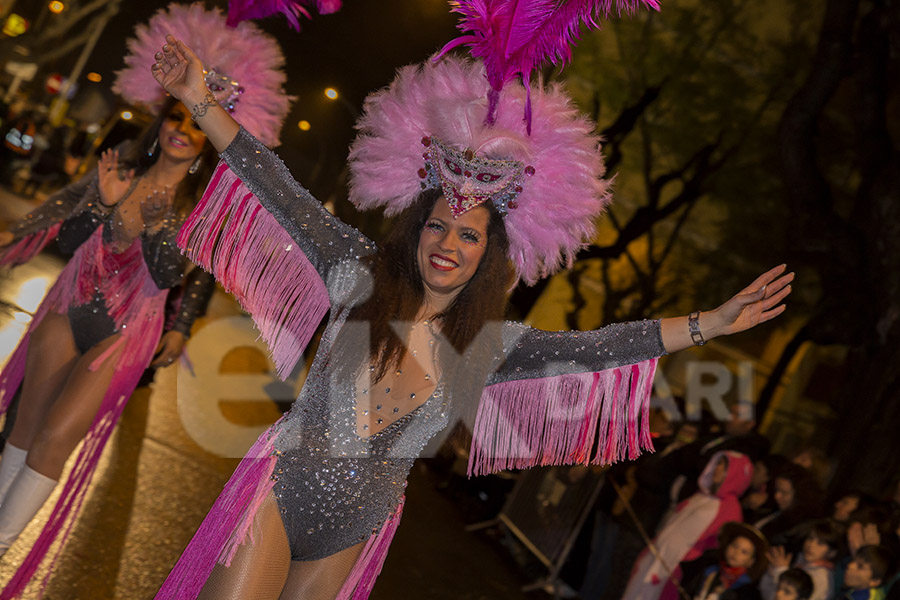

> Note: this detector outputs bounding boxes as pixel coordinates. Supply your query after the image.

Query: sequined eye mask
[417,137,534,217]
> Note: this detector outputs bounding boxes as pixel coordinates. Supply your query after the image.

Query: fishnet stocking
[278,539,365,600]
[198,493,291,600]
[198,492,366,600]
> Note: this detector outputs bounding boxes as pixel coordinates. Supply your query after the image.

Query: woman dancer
[152,4,793,599]
[0,4,291,595]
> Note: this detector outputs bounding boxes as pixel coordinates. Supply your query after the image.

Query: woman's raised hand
[97,148,135,207]
[706,264,794,337]
[150,34,207,104]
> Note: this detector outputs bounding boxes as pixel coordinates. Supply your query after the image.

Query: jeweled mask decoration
[418,136,534,217]
[204,68,244,113]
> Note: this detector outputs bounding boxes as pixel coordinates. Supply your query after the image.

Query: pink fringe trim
[336,497,405,600]
[178,162,330,380]
[0,224,61,268]
[155,426,281,599]
[467,359,658,477]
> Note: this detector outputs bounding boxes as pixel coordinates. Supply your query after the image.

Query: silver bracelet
[190,92,218,121]
[688,311,706,346]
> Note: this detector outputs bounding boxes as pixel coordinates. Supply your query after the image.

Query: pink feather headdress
[113,3,291,147]
[349,1,658,286]
[349,55,608,287]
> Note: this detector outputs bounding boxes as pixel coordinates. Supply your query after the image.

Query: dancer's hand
[151,34,208,106]
[152,330,186,368]
[0,231,14,247]
[141,186,175,229]
[703,264,794,338]
[97,148,135,207]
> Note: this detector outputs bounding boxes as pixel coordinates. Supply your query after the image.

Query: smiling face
[724,535,757,569]
[416,198,489,304]
[157,102,207,162]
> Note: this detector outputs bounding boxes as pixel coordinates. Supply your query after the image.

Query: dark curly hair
[336,187,514,384]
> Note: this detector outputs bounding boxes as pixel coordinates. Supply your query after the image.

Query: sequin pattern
[220,129,668,563]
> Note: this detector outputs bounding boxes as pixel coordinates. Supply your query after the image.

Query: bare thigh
[7,312,80,451]
[198,493,291,600]
[278,540,365,600]
[24,333,123,479]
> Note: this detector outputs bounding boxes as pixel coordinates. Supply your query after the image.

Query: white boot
[0,466,57,556]
[0,443,28,506]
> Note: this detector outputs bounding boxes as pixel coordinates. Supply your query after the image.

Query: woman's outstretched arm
[659,264,793,353]
[489,264,793,385]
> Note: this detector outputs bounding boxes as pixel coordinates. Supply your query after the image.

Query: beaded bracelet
[190,92,218,121]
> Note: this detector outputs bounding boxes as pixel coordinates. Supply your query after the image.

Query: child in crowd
[760,520,840,600]
[685,521,769,600]
[775,568,813,600]
[623,451,754,600]
[841,545,893,600]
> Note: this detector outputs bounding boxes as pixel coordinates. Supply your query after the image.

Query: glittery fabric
[219,128,666,562]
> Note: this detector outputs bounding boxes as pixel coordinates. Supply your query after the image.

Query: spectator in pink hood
[622,450,755,600]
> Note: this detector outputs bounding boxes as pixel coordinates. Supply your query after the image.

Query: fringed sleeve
[468,319,665,476]
[1,169,100,267]
[177,128,376,379]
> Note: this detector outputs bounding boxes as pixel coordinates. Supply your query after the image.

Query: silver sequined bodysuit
[221,129,667,561]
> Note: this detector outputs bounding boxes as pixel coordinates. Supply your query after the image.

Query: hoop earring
[188,156,202,175]
[148,138,159,157]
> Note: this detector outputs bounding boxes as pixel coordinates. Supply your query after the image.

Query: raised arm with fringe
[468,319,665,476]
[177,127,376,378]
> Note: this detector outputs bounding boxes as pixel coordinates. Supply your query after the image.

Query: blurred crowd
[566,401,900,600]
[0,97,92,199]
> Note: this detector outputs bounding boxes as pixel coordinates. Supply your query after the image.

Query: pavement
[0,186,552,599]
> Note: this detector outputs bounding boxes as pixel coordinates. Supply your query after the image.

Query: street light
[324,88,338,100]
[298,120,311,131]
[121,111,133,120]
[86,72,102,83]
[48,1,65,13]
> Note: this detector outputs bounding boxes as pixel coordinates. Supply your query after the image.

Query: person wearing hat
[685,521,769,600]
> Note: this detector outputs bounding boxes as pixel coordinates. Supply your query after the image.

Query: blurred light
[2,14,29,37]
[86,123,100,134]
[324,88,339,100]
[86,72,102,83]
[48,1,65,13]
[298,120,311,131]
[12,277,51,313]
[12,312,31,324]
[121,111,133,120]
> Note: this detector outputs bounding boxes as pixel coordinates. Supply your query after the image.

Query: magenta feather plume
[226,0,341,29]
[443,0,660,114]
[227,0,310,30]
[349,56,610,286]
[113,3,291,147]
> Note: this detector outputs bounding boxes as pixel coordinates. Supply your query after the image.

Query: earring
[188,156,202,175]
[148,138,159,157]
